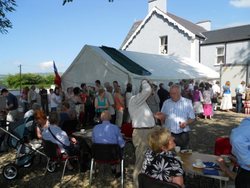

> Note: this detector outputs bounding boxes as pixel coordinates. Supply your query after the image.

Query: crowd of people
[0,78,249,188]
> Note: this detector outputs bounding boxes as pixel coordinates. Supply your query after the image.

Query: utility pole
[18,64,22,94]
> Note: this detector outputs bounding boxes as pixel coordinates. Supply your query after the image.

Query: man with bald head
[92,110,125,177]
[156,84,195,149]
[92,110,125,148]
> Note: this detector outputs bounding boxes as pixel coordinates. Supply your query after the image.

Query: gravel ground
[0,110,248,188]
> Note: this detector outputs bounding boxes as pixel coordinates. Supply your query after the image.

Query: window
[160,36,168,54]
[216,47,225,64]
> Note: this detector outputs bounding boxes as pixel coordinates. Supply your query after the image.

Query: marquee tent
[61,45,219,92]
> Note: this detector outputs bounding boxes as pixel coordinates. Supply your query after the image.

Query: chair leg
[61,158,68,185]
[77,158,80,174]
[44,158,50,175]
[121,159,124,188]
[89,158,94,186]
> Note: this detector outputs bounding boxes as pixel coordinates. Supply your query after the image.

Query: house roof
[166,12,206,38]
[201,24,250,45]
[120,7,206,50]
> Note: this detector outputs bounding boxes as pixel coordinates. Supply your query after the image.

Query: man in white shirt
[128,80,155,188]
[156,84,195,149]
[212,81,221,111]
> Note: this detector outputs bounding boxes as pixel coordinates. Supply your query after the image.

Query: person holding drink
[155,84,195,149]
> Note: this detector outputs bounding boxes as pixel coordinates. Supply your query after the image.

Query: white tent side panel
[61,46,129,90]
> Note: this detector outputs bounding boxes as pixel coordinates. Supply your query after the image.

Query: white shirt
[125,92,132,108]
[128,80,155,128]
[50,93,62,108]
[161,97,195,134]
[212,84,220,96]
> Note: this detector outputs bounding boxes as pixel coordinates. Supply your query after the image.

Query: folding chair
[42,140,80,185]
[89,143,124,188]
[214,137,232,156]
[138,173,182,188]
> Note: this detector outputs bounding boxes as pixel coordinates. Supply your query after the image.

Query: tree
[5,73,54,89]
[0,0,16,34]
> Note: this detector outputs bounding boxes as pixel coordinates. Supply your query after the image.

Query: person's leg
[172,132,190,150]
[180,132,190,149]
[236,95,242,113]
[132,129,152,188]
[110,114,116,124]
[115,110,123,127]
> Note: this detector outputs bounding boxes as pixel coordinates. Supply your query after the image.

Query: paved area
[0,110,248,188]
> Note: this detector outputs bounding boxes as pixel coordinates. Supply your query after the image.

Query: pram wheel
[3,163,18,180]
[47,161,56,173]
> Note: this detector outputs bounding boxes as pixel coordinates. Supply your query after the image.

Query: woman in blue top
[220,81,232,111]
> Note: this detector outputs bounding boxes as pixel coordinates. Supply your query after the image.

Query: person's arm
[217,157,236,180]
[117,128,126,148]
[36,126,42,139]
[154,112,166,125]
[179,118,195,128]
[133,80,152,106]
[94,97,98,109]
[172,176,184,188]
[70,137,77,144]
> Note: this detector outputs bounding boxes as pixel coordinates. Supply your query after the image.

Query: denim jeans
[236,94,243,113]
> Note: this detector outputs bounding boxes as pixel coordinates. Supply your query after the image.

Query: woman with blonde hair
[141,127,184,187]
[94,88,109,119]
[220,81,232,111]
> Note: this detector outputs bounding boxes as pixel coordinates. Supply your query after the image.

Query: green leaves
[0,0,17,34]
[4,73,54,89]
[62,0,73,6]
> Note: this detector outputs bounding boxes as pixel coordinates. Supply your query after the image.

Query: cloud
[39,61,53,71]
[230,0,250,7]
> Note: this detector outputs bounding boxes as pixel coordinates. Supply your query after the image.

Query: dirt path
[0,111,248,188]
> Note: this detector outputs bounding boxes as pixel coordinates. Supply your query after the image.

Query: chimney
[196,20,211,31]
[148,0,167,13]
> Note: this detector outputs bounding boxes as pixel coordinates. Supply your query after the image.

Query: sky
[1,0,250,75]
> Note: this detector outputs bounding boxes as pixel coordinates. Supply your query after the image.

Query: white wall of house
[200,40,250,72]
[200,44,223,72]
[226,41,250,64]
[125,13,199,60]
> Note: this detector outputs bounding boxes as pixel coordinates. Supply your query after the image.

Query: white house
[120,0,209,62]
[120,0,250,95]
[201,25,250,95]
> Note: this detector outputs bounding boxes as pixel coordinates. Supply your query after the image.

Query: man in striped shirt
[156,84,195,149]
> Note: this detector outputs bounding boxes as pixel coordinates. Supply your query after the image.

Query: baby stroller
[0,116,46,180]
